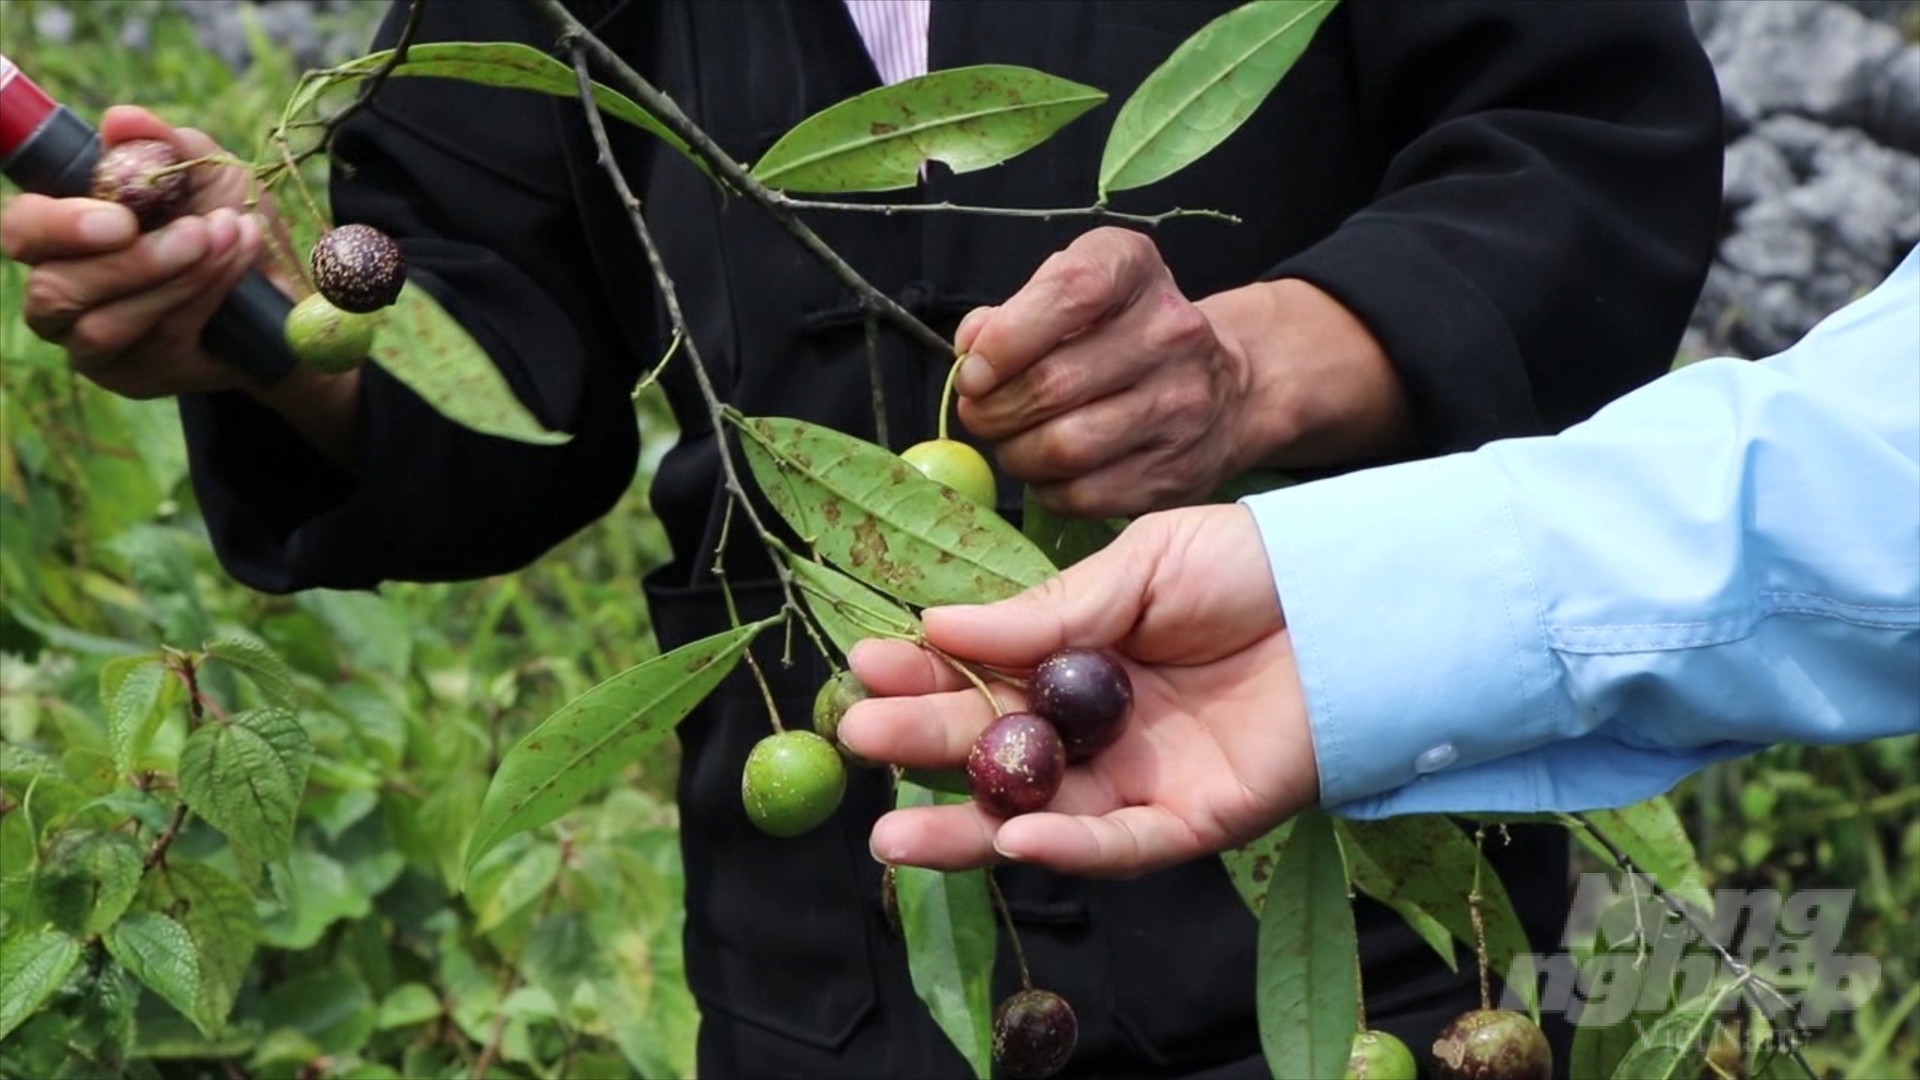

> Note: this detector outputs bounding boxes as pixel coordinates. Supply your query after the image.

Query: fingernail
[204,209,238,255]
[152,222,208,269]
[954,352,994,397]
[78,208,134,246]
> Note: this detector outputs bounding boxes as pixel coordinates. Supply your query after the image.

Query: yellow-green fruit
[902,439,996,508]
[812,670,877,765]
[741,730,847,838]
[1346,1031,1418,1080]
[286,293,378,373]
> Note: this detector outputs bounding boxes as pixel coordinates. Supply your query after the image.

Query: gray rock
[1867,45,1920,154]
[33,6,75,46]
[1749,114,1842,176]
[1723,135,1795,210]
[1706,0,1904,131]
[118,14,152,52]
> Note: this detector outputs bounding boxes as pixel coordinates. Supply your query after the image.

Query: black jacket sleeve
[1270,0,1724,452]
[179,0,646,594]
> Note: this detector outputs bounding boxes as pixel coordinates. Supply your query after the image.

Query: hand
[2,106,289,398]
[838,504,1320,878]
[953,228,1417,517]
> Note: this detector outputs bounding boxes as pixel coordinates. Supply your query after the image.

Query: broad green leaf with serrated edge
[468,839,562,933]
[143,862,260,1034]
[1221,819,1294,915]
[377,983,444,1030]
[1570,802,1714,917]
[786,551,922,658]
[260,967,376,1056]
[1608,977,1743,1080]
[1099,0,1339,197]
[1021,489,1123,571]
[1336,826,1456,972]
[752,65,1105,193]
[107,912,204,1035]
[374,282,570,447]
[30,829,143,936]
[895,781,996,1079]
[286,43,704,180]
[1256,810,1357,1080]
[1337,816,1540,1016]
[736,414,1055,607]
[178,708,314,864]
[100,653,167,776]
[463,619,772,876]
[0,929,81,1041]
[204,636,297,708]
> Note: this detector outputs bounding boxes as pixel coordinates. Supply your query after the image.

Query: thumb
[921,521,1163,667]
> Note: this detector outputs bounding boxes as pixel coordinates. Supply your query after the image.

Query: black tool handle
[6,106,297,386]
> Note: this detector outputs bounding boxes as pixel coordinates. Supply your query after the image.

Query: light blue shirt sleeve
[1243,245,1920,819]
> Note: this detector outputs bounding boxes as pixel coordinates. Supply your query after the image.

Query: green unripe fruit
[902,439,997,508]
[812,670,876,765]
[1346,1030,1418,1080]
[285,293,378,373]
[741,730,846,838]
[1430,1009,1552,1080]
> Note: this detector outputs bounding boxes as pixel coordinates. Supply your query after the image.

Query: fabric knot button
[1413,744,1457,774]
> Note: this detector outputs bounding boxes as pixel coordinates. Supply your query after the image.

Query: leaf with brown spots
[787,551,922,658]
[374,283,570,446]
[462,617,775,878]
[1255,809,1357,1080]
[750,64,1106,193]
[735,414,1056,608]
[1221,818,1294,915]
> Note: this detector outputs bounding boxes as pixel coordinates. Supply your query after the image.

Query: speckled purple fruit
[967,712,1065,818]
[1029,647,1132,761]
[1429,1010,1552,1080]
[91,139,191,231]
[992,989,1077,1079]
[311,223,406,313]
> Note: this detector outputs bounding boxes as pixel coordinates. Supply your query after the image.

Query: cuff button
[1413,744,1457,774]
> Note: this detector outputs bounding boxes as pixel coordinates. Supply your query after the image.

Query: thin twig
[291,0,428,170]
[1572,813,1819,1080]
[863,309,889,449]
[779,195,1241,228]
[564,42,805,628]
[713,501,785,732]
[985,871,1033,991]
[142,803,189,871]
[1469,825,1491,1011]
[532,0,952,358]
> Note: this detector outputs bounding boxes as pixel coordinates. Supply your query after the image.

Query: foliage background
[0,2,1914,1078]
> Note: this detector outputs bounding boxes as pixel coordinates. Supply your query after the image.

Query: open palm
[839,505,1321,878]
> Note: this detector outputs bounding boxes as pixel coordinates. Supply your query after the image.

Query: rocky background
[29,0,1920,362]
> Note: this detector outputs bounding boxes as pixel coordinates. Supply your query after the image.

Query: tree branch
[530,0,954,359]
[292,0,428,169]
[779,195,1240,228]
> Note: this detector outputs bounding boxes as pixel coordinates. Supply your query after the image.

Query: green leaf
[0,929,81,1041]
[1336,816,1540,1016]
[259,849,374,951]
[1255,809,1358,1080]
[99,653,168,777]
[1021,489,1123,571]
[786,551,923,658]
[291,42,704,180]
[752,64,1105,193]
[203,636,298,709]
[467,839,562,933]
[901,767,971,798]
[259,967,376,1058]
[1221,819,1294,915]
[1335,826,1457,972]
[1099,0,1340,197]
[463,619,771,876]
[736,414,1055,607]
[143,861,261,1034]
[29,829,143,936]
[177,708,313,865]
[1570,997,1643,1080]
[374,282,571,447]
[1608,977,1743,1080]
[1570,802,1714,916]
[894,781,996,1078]
[377,982,444,1030]
[106,912,203,1035]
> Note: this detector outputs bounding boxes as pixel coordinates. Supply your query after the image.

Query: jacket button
[1414,744,1458,774]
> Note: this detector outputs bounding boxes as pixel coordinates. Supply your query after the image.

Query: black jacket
[179,1,1723,1075]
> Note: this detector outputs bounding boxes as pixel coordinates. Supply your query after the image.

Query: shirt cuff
[1240,451,1565,810]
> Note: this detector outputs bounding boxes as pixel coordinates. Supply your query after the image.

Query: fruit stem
[929,644,1004,716]
[1469,825,1491,1011]
[714,502,784,733]
[1354,947,1368,1034]
[986,870,1034,991]
[937,351,963,442]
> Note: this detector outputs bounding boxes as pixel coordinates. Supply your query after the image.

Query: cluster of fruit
[968,646,1129,816]
[90,139,406,374]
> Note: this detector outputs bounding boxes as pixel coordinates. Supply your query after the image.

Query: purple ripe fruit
[311,223,406,313]
[1429,1009,1552,1080]
[1029,647,1132,761]
[91,139,191,231]
[992,989,1078,1079]
[967,712,1065,818]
